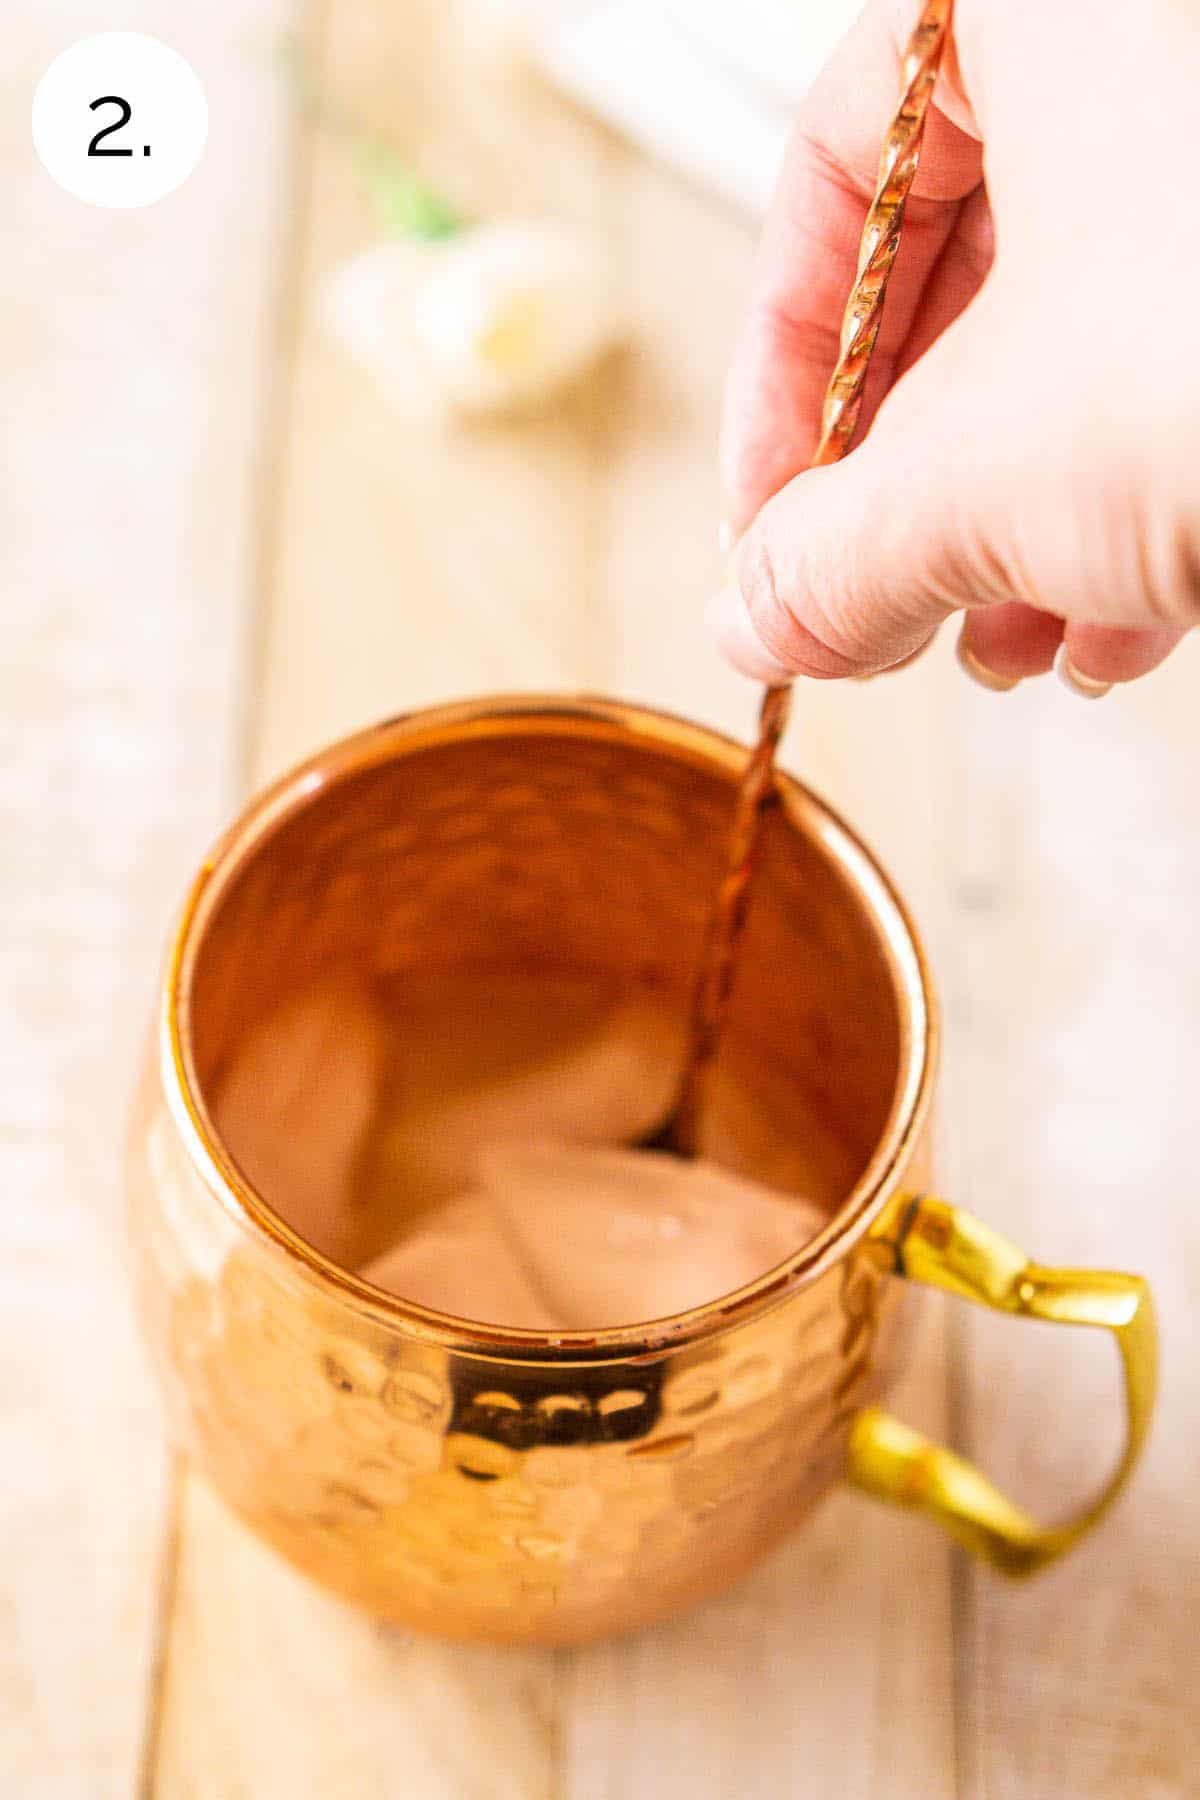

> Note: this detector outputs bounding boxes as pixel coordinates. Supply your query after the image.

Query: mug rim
[161,693,938,1366]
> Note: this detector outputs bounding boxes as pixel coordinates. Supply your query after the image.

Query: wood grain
[249,0,624,783]
[158,1478,561,1800]
[949,644,1200,1800]
[2,4,292,1795]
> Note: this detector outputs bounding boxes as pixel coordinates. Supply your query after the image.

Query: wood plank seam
[136,1459,186,1800]
[140,4,329,1788]
[240,0,336,791]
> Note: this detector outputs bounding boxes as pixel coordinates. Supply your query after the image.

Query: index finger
[719,0,984,536]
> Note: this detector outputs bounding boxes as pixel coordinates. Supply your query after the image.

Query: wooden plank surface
[249,0,623,780]
[951,648,1200,1800]
[2,4,292,1796]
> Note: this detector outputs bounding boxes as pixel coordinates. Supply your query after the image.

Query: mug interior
[172,700,931,1338]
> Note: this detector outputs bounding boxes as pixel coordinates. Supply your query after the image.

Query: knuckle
[1155,512,1200,627]
[1095,477,1200,629]
[739,536,865,679]
[1177,521,1200,625]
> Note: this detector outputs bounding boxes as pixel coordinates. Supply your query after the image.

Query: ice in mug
[213,975,829,1327]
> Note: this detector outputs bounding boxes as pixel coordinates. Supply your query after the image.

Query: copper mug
[126,697,1157,1644]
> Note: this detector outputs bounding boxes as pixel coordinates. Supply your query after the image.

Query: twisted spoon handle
[814,0,953,466]
[661,0,953,1159]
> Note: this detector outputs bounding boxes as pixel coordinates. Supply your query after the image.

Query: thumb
[712,391,978,680]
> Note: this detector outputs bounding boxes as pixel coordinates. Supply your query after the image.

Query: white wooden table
[7,4,1198,1795]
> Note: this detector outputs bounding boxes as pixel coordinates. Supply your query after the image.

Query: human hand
[714,0,1200,696]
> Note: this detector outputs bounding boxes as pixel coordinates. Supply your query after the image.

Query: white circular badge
[32,33,207,209]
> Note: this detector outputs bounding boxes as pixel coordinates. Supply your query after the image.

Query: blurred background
[6,2,1198,1795]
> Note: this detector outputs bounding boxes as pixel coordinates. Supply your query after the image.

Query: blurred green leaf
[356,139,463,241]
[279,32,464,241]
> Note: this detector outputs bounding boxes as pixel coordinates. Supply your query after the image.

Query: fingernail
[1054,644,1113,700]
[956,628,1021,693]
[709,585,794,683]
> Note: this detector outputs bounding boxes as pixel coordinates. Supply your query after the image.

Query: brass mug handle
[846,1196,1158,1575]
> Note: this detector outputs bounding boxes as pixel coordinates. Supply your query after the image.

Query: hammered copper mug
[126,696,1157,1644]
